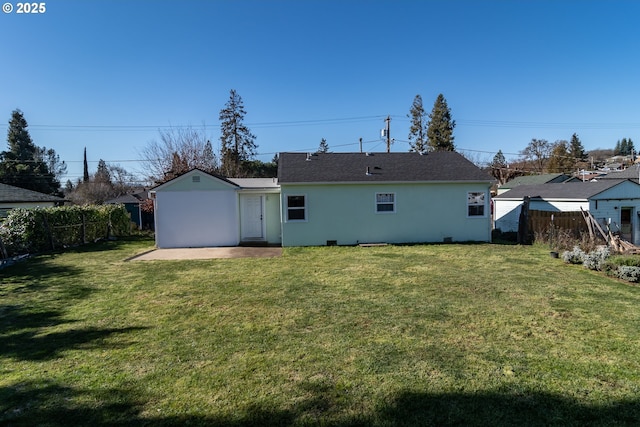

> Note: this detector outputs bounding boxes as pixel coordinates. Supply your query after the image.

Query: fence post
[41,211,55,251]
[81,213,87,245]
[105,209,112,240]
[0,235,8,259]
[518,196,531,244]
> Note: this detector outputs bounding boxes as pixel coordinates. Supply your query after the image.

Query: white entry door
[241,195,264,241]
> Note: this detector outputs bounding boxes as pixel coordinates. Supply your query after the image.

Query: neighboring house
[150,170,280,248]
[493,179,640,245]
[150,152,494,248]
[599,163,640,181]
[106,190,153,230]
[496,173,572,195]
[0,182,65,218]
[277,151,494,247]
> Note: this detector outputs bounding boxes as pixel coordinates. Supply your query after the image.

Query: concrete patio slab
[129,246,282,261]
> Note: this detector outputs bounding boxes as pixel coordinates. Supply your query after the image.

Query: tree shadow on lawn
[1,254,147,361]
[3,381,640,427]
[0,255,86,296]
[0,304,147,361]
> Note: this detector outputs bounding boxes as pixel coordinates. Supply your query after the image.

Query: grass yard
[1,238,640,426]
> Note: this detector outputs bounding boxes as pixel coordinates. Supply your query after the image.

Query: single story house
[493,179,640,245]
[150,151,494,248]
[277,151,494,246]
[0,182,65,218]
[150,171,280,248]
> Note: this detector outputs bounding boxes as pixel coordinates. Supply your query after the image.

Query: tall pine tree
[219,89,257,177]
[426,94,456,151]
[569,133,587,161]
[0,109,61,194]
[83,147,90,182]
[407,94,428,153]
[316,138,330,154]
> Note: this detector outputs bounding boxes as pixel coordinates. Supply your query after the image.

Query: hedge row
[0,205,130,257]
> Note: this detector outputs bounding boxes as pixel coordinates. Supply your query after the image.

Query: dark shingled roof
[277,151,493,184]
[601,164,640,181]
[493,179,634,200]
[0,182,65,203]
[501,173,572,188]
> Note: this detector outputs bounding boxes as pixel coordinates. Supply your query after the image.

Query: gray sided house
[0,182,65,217]
[278,151,494,246]
[493,179,640,245]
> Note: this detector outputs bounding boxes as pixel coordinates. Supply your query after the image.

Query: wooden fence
[528,210,588,237]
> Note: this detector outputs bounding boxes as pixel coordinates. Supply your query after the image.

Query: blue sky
[1,0,640,183]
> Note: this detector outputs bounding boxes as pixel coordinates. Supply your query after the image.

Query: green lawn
[1,238,640,426]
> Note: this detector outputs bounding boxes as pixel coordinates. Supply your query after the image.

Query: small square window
[192,175,201,183]
[287,195,306,221]
[467,192,485,217]
[376,193,395,213]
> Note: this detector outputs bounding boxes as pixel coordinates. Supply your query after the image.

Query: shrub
[0,204,130,257]
[582,246,611,271]
[616,266,640,283]
[562,246,585,265]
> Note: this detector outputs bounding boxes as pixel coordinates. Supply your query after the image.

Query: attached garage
[151,170,281,248]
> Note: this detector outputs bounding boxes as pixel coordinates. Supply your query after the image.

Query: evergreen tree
[490,150,507,184]
[614,140,622,155]
[407,94,428,153]
[426,94,455,151]
[316,138,330,154]
[620,138,634,156]
[569,133,587,161]
[94,159,111,184]
[83,147,89,182]
[219,89,257,177]
[621,139,629,156]
[202,140,216,172]
[490,150,523,185]
[0,109,61,194]
[492,150,507,168]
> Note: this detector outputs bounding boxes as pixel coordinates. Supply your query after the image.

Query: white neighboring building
[493,179,640,245]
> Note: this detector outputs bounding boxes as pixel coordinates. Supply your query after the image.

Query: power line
[0,115,388,132]
[4,115,640,132]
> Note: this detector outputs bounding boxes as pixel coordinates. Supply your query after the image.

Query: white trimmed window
[467,192,486,217]
[376,192,396,213]
[286,195,306,221]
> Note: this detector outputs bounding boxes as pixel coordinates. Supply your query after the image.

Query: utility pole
[385,116,391,153]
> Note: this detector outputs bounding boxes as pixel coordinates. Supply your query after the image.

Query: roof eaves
[150,168,239,191]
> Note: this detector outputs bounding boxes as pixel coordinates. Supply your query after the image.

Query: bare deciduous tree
[520,138,551,173]
[138,125,219,183]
